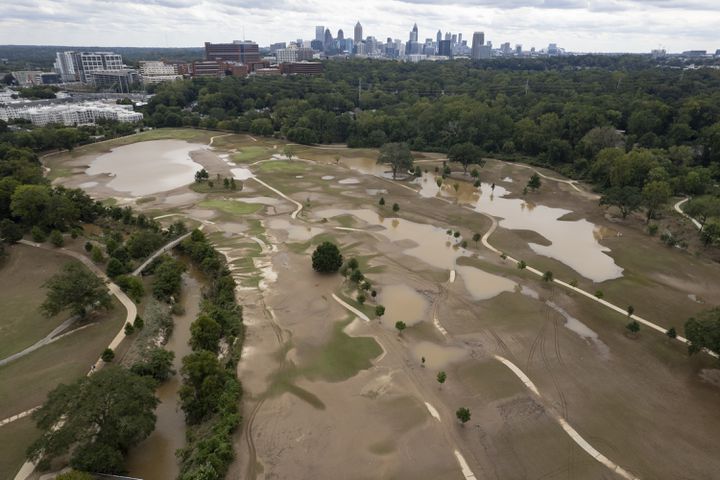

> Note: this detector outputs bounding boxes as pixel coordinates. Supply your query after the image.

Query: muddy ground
[46,132,720,480]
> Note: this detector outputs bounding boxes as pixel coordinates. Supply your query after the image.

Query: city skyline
[1,1,719,53]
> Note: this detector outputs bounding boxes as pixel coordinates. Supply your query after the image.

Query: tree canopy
[311,241,343,273]
[41,262,112,318]
[377,142,414,180]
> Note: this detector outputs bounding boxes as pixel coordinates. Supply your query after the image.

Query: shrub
[31,226,47,243]
[124,322,135,335]
[49,230,64,247]
[101,348,115,362]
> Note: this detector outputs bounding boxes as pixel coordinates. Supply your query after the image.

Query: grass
[0,295,126,418]
[136,196,156,204]
[232,146,271,164]
[257,160,307,174]
[0,416,40,480]
[197,199,263,215]
[0,246,76,359]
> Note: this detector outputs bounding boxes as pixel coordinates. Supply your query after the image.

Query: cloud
[0,0,718,52]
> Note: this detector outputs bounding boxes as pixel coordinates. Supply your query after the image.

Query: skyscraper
[436,30,442,45]
[411,23,418,42]
[458,33,462,45]
[315,26,325,42]
[354,21,363,43]
[438,40,452,57]
[471,31,485,59]
[324,28,333,50]
[337,29,344,40]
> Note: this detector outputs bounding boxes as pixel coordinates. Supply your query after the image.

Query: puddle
[473,183,623,282]
[546,301,609,358]
[86,140,205,196]
[321,175,335,180]
[267,218,324,241]
[379,284,429,329]
[342,157,394,178]
[518,285,540,300]
[316,208,467,270]
[413,172,441,198]
[502,177,513,183]
[79,181,98,188]
[456,266,517,300]
[338,178,361,185]
[163,192,201,206]
[411,341,468,369]
[231,167,255,180]
[366,189,388,196]
[688,294,704,304]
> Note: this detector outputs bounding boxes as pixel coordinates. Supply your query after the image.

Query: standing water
[126,271,202,478]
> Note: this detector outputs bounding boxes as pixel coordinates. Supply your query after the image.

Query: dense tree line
[175,229,243,480]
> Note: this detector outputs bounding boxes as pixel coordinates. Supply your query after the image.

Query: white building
[0,102,142,126]
[138,61,182,84]
[54,51,124,83]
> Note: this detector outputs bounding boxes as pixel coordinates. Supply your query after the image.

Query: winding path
[251,177,303,219]
[132,231,193,276]
[494,355,640,480]
[673,197,702,230]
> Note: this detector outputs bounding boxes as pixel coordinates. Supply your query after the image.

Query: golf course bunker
[379,284,429,329]
[316,208,468,270]
[473,183,623,282]
[411,341,468,369]
[267,218,324,241]
[321,175,335,180]
[338,177,361,185]
[231,167,255,180]
[456,266,517,300]
[85,139,205,196]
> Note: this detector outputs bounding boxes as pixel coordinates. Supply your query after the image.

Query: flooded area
[316,208,468,270]
[546,301,610,358]
[267,218,325,241]
[379,284,429,329]
[86,140,205,196]
[414,172,441,198]
[126,272,202,478]
[411,341,468,369]
[456,266,517,300]
[472,184,623,282]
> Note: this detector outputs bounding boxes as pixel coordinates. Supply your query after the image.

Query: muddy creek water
[86,140,205,196]
[126,272,202,478]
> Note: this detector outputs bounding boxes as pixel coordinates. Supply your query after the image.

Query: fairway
[232,146,272,163]
[198,199,263,215]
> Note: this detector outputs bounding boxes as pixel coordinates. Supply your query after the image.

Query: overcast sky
[1,0,718,53]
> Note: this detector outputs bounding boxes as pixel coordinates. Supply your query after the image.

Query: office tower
[411,23,418,42]
[458,33,462,44]
[315,26,325,41]
[451,34,457,45]
[438,40,452,57]
[445,32,451,41]
[471,31,485,59]
[354,21,363,43]
[54,51,123,83]
[205,41,260,63]
[337,29,344,40]
[515,44,522,55]
[436,30,442,44]
[324,29,333,50]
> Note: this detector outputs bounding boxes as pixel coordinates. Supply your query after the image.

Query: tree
[0,219,23,243]
[250,118,274,136]
[517,260,527,269]
[395,321,406,333]
[124,322,135,335]
[448,142,484,174]
[377,142,414,180]
[190,315,222,353]
[542,271,553,282]
[350,268,364,283]
[311,241,343,273]
[700,221,720,247]
[627,305,634,317]
[626,320,640,337]
[102,348,115,362]
[527,173,541,192]
[392,203,400,213]
[379,196,385,206]
[684,308,720,356]
[56,472,94,480]
[49,230,64,247]
[106,257,128,278]
[599,186,643,219]
[683,196,720,231]
[131,347,175,382]
[472,232,481,247]
[666,327,677,339]
[194,169,209,183]
[115,275,144,303]
[348,257,359,270]
[179,350,227,424]
[641,180,671,223]
[375,305,385,318]
[27,367,158,474]
[437,371,447,386]
[456,407,471,425]
[152,256,186,302]
[283,145,295,160]
[41,262,112,318]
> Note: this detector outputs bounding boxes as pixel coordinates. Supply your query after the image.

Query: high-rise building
[205,41,260,64]
[451,34,457,45]
[410,23,418,43]
[445,32,451,41]
[458,33,462,45]
[354,22,363,43]
[438,40,452,57]
[436,30,442,44]
[54,51,124,83]
[324,28,333,50]
[315,26,325,41]
[471,32,485,60]
[337,29,344,40]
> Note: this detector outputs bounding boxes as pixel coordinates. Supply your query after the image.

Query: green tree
[27,367,158,474]
[102,348,115,362]
[250,118,274,136]
[379,196,385,206]
[599,186,643,219]
[700,221,720,247]
[392,202,400,213]
[131,347,175,382]
[124,322,135,335]
[179,350,227,424]
[115,275,145,303]
[312,241,343,273]
[684,308,720,356]
[194,169,209,183]
[641,180,671,223]
[0,219,23,243]
[49,229,64,247]
[91,245,105,263]
[378,142,414,180]
[527,173,541,192]
[448,142,484,174]
[347,257,359,270]
[437,371,447,385]
[190,314,222,353]
[41,262,112,318]
[152,256,186,302]
[456,407,471,425]
[350,268,364,283]
[472,232,481,247]
[283,145,295,160]
[666,327,677,339]
[683,196,720,231]
[543,271,554,282]
[395,321,406,333]
[626,320,640,337]
[375,305,385,318]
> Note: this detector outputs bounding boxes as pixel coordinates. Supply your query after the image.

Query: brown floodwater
[379,284,430,329]
[471,183,623,282]
[86,140,205,197]
[456,266,517,300]
[411,341,468,369]
[126,272,202,479]
[315,208,468,270]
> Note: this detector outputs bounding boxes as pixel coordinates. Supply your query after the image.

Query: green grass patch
[0,416,40,480]
[232,146,271,164]
[257,160,307,174]
[136,196,156,204]
[198,199,263,215]
[46,166,73,180]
